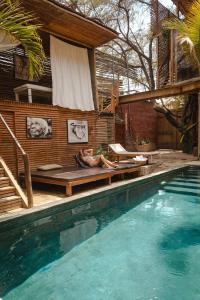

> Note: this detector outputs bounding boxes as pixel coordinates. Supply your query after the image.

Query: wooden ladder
[0,157,28,213]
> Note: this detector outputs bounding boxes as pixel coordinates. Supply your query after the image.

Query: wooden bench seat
[20,164,140,196]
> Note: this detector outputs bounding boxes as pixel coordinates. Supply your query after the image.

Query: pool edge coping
[0,163,196,228]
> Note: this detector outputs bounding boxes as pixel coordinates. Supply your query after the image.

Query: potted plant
[134,137,156,152]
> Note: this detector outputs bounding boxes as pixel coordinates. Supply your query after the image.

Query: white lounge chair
[109,143,159,164]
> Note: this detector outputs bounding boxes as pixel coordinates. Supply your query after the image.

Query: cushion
[73,154,89,169]
[37,164,63,171]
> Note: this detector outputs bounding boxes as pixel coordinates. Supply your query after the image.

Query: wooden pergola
[119,77,200,158]
[119,77,200,104]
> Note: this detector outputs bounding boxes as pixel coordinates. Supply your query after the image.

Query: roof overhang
[119,77,200,104]
[22,0,118,48]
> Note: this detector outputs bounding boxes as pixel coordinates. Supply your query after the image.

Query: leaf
[0,0,45,79]
[163,0,200,70]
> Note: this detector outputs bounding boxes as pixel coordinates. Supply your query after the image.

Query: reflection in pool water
[1,167,200,300]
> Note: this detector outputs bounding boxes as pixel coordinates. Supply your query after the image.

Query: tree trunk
[154,94,198,153]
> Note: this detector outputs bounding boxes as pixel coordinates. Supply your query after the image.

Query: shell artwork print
[67,120,88,143]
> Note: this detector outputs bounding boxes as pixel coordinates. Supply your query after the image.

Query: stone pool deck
[0,150,199,219]
[152,150,198,172]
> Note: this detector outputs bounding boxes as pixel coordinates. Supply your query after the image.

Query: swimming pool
[1,166,200,299]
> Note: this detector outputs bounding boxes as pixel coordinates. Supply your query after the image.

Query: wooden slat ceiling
[172,0,193,15]
[22,0,118,48]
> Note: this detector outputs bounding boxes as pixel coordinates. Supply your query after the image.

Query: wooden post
[121,174,125,180]
[111,95,115,113]
[66,183,72,196]
[169,30,174,84]
[88,48,98,110]
[198,92,200,159]
[99,95,103,112]
[23,153,33,208]
[15,92,19,102]
[28,88,32,103]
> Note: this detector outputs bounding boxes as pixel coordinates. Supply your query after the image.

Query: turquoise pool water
[1,167,200,299]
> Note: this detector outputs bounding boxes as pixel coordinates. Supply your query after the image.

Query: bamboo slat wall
[0,32,51,101]
[0,110,17,177]
[0,31,136,108]
[151,0,174,87]
[151,0,198,87]
[0,101,115,178]
[94,115,115,146]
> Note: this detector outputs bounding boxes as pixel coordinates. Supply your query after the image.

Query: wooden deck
[20,164,140,196]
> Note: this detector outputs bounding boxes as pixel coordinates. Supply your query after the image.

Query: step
[0,177,10,187]
[0,186,16,198]
[0,195,21,204]
[0,195,22,213]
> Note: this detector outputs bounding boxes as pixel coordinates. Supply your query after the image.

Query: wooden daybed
[20,164,140,196]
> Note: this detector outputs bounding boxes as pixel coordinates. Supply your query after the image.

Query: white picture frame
[68,120,88,143]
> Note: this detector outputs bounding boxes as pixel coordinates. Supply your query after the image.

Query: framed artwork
[14,54,29,81]
[14,54,38,81]
[68,120,88,143]
[27,117,52,139]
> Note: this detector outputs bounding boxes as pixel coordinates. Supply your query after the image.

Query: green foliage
[164,0,200,70]
[0,0,45,79]
[135,136,151,145]
[96,146,108,158]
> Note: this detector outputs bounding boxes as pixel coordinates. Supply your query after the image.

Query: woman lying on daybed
[80,149,118,169]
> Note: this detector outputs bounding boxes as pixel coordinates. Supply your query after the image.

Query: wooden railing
[0,113,33,208]
[103,92,119,113]
[100,81,119,113]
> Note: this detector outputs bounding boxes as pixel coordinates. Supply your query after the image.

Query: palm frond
[163,0,200,69]
[0,0,45,79]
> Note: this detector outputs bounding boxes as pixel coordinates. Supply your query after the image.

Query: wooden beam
[88,48,98,110]
[119,77,200,104]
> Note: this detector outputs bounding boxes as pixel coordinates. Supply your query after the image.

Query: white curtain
[50,36,94,111]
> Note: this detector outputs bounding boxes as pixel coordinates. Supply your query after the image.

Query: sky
[159,0,176,12]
